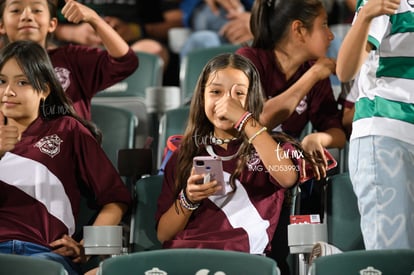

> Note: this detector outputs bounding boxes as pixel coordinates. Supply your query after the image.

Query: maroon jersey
[237,47,342,139]
[0,116,132,248]
[156,140,294,254]
[48,45,138,120]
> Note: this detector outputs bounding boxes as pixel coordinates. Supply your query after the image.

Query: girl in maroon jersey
[156,53,316,257]
[0,40,131,275]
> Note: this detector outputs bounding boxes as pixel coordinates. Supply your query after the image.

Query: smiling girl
[155,53,314,256]
[0,40,131,275]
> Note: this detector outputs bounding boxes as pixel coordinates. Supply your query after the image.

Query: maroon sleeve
[343,100,355,109]
[49,46,139,119]
[50,45,138,98]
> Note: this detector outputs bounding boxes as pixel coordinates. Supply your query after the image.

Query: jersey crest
[247,151,261,168]
[35,134,64,158]
[54,67,71,91]
[295,96,308,115]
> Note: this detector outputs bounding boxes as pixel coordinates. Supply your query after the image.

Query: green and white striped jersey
[351,1,414,145]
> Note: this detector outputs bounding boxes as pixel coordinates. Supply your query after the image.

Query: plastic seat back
[131,175,164,252]
[311,249,414,275]
[100,248,280,275]
[0,254,67,275]
[91,104,137,168]
[96,51,163,99]
[156,106,190,168]
[326,172,364,251]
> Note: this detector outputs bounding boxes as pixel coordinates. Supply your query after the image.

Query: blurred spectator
[178,0,253,58]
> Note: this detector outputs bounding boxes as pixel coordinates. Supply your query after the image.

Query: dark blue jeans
[0,240,80,275]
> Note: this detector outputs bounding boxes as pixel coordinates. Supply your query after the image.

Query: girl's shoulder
[237,46,272,59]
[236,47,275,71]
[47,44,104,59]
[42,116,92,137]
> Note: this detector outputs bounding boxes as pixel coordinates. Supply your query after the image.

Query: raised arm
[336,0,400,82]
[215,90,299,187]
[60,0,130,58]
[54,23,102,47]
[260,57,336,129]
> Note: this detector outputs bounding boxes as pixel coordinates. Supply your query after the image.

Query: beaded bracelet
[239,115,253,132]
[248,127,267,144]
[179,189,200,211]
[234,111,250,130]
[236,112,253,132]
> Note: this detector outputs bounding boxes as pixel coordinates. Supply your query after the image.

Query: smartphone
[299,148,338,183]
[193,156,226,195]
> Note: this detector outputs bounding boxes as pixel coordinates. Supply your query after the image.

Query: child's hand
[50,234,87,264]
[185,168,221,202]
[362,0,400,20]
[311,57,336,81]
[301,133,328,180]
[0,112,19,157]
[214,85,247,124]
[61,0,100,24]
[220,12,252,44]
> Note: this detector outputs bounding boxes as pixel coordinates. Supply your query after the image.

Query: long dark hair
[0,40,102,142]
[251,0,324,50]
[174,53,309,197]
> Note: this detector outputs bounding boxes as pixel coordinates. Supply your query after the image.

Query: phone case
[299,148,338,183]
[193,156,226,195]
